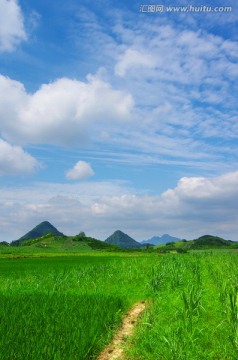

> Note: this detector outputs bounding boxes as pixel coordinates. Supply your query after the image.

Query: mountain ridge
[141,234,181,245]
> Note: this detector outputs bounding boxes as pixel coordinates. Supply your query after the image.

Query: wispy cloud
[115,48,155,76]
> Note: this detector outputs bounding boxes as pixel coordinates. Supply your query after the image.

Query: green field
[1,249,238,359]
[125,252,238,359]
[0,253,157,360]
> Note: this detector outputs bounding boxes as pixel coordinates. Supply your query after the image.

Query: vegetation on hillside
[11,221,64,246]
[105,230,142,249]
[8,232,120,253]
[5,220,238,253]
[155,234,238,253]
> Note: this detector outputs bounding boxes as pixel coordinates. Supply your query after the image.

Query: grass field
[1,250,238,359]
[125,252,238,359]
[0,253,157,360]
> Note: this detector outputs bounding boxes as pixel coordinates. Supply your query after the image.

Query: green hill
[11,221,64,246]
[192,235,235,248]
[155,234,238,252]
[105,230,142,249]
[14,232,120,252]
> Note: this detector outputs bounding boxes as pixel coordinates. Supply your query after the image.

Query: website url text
[139,5,233,13]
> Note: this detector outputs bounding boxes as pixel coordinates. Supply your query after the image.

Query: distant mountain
[11,221,64,246]
[141,234,181,245]
[105,230,142,249]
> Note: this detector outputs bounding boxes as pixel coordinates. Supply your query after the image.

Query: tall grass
[0,254,158,359]
[125,252,238,359]
[0,293,124,360]
[2,252,238,359]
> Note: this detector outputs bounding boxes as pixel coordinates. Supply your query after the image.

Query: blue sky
[0,0,238,241]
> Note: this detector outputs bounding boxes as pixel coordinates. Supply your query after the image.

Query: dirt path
[97,301,146,360]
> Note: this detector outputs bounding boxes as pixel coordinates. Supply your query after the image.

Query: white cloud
[115,48,155,77]
[89,170,238,240]
[0,75,28,141]
[0,74,134,146]
[0,170,238,242]
[0,18,238,176]
[0,139,39,175]
[0,180,132,240]
[0,0,27,52]
[66,161,94,180]
[114,23,238,96]
[109,22,238,169]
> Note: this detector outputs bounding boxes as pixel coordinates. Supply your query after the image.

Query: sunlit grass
[1,251,238,359]
[0,254,158,359]
[125,252,238,359]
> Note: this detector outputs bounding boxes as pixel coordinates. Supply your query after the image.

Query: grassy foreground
[0,254,156,360]
[125,251,238,359]
[1,251,238,359]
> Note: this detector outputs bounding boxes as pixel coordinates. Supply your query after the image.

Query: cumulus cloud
[89,171,238,240]
[0,0,27,52]
[0,74,134,146]
[0,170,238,242]
[0,139,39,175]
[0,75,28,140]
[66,161,94,180]
[160,172,238,218]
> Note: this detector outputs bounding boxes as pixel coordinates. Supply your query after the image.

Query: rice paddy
[1,251,238,359]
